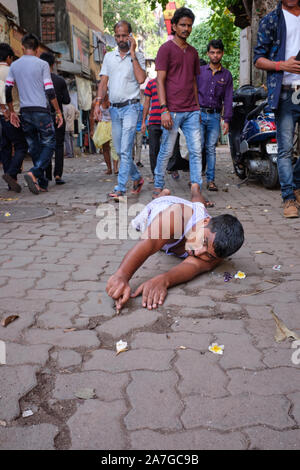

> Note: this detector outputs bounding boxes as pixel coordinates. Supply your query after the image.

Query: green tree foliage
[189,20,240,89]
[103,0,166,58]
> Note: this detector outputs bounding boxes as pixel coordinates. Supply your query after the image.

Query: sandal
[204,200,215,208]
[24,173,40,195]
[207,181,218,191]
[131,177,144,194]
[152,189,161,200]
[108,190,125,202]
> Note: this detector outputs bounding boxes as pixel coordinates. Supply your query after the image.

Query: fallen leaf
[178,346,187,350]
[74,388,96,400]
[0,420,7,427]
[270,311,300,343]
[4,212,11,217]
[0,197,18,201]
[63,328,77,333]
[1,315,19,327]
[254,250,273,255]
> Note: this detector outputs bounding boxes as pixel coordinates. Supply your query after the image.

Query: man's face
[172,16,193,40]
[185,222,219,263]
[282,0,299,7]
[114,25,130,51]
[207,47,224,65]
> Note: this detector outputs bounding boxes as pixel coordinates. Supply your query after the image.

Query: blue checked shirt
[253,1,287,110]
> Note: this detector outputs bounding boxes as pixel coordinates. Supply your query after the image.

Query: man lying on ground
[106,184,244,312]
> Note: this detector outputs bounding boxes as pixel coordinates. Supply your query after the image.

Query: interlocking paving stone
[0,424,59,450]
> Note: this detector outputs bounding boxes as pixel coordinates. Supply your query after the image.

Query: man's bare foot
[152,188,170,199]
[105,169,112,175]
[159,188,171,197]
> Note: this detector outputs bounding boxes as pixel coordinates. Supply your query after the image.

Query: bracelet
[275,61,281,72]
[131,57,138,62]
[160,104,167,109]
[161,110,169,115]
[95,97,101,101]
[56,112,62,116]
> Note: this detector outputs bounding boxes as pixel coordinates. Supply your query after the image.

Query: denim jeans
[110,103,141,193]
[64,131,74,157]
[46,116,66,179]
[200,110,221,182]
[275,89,300,201]
[21,111,56,189]
[0,116,28,179]
[154,111,202,189]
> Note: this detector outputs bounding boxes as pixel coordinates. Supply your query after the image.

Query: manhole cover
[0,205,53,222]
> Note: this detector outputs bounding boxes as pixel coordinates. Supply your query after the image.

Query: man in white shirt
[254,0,300,218]
[94,20,146,201]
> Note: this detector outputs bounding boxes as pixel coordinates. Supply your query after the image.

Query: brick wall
[40,0,56,43]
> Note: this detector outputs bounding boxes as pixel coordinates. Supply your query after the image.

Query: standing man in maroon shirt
[153,7,205,202]
[197,39,233,192]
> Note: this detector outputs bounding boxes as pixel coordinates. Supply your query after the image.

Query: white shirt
[283,9,300,85]
[100,48,145,104]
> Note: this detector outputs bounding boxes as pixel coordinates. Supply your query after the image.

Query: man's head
[186,214,244,261]
[207,39,224,66]
[171,7,195,40]
[0,43,14,65]
[22,33,39,53]
[40,52,55,70]
[114,21,132,51]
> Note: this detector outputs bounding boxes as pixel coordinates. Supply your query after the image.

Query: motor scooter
[228,85,279,188]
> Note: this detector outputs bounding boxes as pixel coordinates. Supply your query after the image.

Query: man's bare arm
[156,70,173,130]
[255,56,300,74]
[132,254,221,310]
[94,75,109,119]
[141,95,150,134]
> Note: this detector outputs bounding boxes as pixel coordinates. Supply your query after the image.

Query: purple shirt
[155,40,200,113]
[197,64,233,122]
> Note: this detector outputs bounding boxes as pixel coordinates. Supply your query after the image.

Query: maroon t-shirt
[155,40,200,112]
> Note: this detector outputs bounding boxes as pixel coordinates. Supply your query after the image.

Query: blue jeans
[200,111,221,182]
[0,116,28,179]
[110,103,141,193]
[154,111,202,189]
[21,111,56,189]
[275,89,300,201]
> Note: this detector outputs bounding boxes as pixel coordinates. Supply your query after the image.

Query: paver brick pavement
[0,148,299,449]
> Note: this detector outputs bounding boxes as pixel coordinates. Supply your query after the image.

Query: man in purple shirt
[197,39,233,191]
[153,7,205,202]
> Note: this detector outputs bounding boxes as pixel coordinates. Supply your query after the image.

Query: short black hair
[22,33,39,51]
[0,43,14,61]
[40,52,55,67]
[208,214,244,258]
[171,7,195,27]
[207,39,224,52]
[114,20,132,34]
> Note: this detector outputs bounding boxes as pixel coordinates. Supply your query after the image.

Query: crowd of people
[1,2,300,220]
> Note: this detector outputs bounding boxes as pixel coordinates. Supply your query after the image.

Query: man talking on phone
[95,21,146,201]
[254,0,300,218]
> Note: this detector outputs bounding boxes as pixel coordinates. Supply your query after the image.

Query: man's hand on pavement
[131,275,168,310]
[106,273,131,313]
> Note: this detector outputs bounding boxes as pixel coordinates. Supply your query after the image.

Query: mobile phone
[296,50,300,61]
[127,33,132,48]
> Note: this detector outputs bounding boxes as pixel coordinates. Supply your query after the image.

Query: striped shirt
[144,78,161,126]
[6,55,54,112]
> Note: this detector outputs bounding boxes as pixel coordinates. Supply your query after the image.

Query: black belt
[282,84,300,91]
[200,107,221,114]
[111,99,140,108]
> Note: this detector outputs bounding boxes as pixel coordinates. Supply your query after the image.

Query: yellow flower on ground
[208,343,224,355]
[234,271,246,279]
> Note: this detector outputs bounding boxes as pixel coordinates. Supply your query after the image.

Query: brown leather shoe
[294,189,300,204]
[283,199,299,218]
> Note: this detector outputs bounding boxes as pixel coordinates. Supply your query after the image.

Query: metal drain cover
[0,205,53,222]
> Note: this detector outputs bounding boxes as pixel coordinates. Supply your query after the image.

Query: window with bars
[40,0,56,43]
